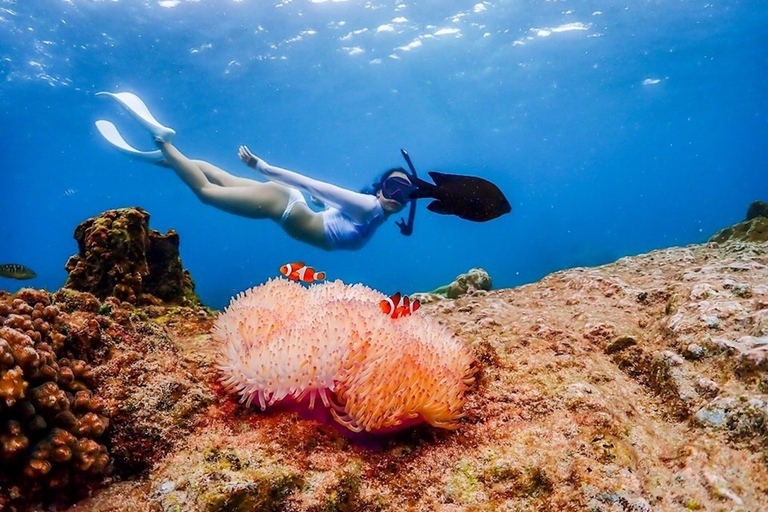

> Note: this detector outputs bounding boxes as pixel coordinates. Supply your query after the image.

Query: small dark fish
[409,171,512,222]
[0,263,37,280]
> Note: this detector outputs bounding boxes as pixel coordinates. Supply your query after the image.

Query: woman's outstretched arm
[238,146,379,224]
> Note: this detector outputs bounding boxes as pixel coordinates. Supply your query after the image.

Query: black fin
[409,188,432,199]
[426,200,452,215]
[411,174,434,189]
[408,175,436,199]
[428,171,462,185]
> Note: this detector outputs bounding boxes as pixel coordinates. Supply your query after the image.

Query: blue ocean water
[1,0,766,310]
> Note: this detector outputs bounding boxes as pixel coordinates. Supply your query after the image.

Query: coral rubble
[63,207,199,305]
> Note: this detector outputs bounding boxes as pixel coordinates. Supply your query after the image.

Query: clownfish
[279,262,326,283]
[380,292,421,319]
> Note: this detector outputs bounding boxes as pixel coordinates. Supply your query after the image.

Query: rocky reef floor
[4,237,768,512]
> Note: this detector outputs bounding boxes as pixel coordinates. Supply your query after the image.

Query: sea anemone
[213,279,476,435]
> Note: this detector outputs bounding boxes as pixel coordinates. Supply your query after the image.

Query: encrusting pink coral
[214,279,476,435]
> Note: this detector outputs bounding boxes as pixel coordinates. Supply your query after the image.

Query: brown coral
[63,207,199,305]
[0,290,110,508]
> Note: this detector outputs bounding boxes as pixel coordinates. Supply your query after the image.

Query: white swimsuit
[256,159,387,250]
[322,204,386,250]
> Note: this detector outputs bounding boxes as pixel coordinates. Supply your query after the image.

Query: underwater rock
[85,301,217,478]
[63,207,200,306]
[746,200,768,220]
[710,201,768,243]
[709,216,768,243]
[148,437,305,511]
[414,267,493,303]
[694,395,768,464]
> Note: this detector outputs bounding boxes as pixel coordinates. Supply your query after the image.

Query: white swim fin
[96,91,176,142]
[95,120,167,165]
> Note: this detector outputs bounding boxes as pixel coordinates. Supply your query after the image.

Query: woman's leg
[192,160,260,187]
[158,140,286,219]
[156,141,330,248]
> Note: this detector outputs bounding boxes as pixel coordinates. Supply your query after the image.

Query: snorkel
[395,149,419,236]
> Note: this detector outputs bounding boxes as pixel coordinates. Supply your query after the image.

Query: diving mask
[381,175,415,205]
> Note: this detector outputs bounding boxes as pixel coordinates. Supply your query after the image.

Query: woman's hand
[238,145,259,169]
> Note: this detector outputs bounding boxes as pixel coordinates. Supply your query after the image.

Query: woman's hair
[361,167,410,195]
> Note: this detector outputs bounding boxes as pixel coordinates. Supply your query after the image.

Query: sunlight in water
[0,0,611,85]
[0,0,763,310]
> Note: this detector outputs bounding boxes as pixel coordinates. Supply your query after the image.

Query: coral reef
[746,200,768,220]
[709,216,768,243]
[49,289,217,478]
[63,207,199,306]
[214,279,476,435]
[0,289,109,509]
[710,199,768,243]
[66,232,768,512]
[0,282,216,511]
[4,210,768,512]
[414,267,493,304]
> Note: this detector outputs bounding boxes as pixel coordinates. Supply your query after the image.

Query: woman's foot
[95,120,167,166]
[97,91,176,142]
[151,137,175,168]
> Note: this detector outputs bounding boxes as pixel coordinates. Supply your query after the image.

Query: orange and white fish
[380,292,420,319]
[279,262,326,283]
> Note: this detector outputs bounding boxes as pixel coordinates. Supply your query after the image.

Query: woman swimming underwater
[94,92,417,251]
